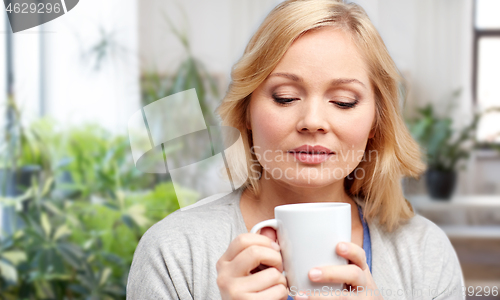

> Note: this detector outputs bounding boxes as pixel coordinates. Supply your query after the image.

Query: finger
[220,233,280,262]
[308,264,367,288]
[259,227,278,243]
[336,242,368,271]
[235,267,287,294]
[229,244,284,276]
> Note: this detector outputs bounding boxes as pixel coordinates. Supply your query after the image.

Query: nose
[296,97,330,134]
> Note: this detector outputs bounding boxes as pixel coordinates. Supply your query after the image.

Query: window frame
[472,0,500,147]
[472,0,500,104]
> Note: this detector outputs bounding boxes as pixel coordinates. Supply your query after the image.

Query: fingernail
[271,241,280,251]
[339,242,348,253]
[309,268,322,280]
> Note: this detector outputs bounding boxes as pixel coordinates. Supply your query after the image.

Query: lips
[288,145,335,164]
[288,145,335,155]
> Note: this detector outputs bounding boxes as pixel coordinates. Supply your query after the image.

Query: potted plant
[406,91,500,200]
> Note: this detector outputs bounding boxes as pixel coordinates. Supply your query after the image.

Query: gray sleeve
[126,207,231,300]
[126,220,188,300]
[423,228,465,300]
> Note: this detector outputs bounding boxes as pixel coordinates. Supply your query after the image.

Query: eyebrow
[268,72,367,90]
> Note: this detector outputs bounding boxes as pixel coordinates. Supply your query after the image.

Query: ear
[368,117,376,139]
[368,127,375,139]
[246,110,252,130]
[245,96,253,131]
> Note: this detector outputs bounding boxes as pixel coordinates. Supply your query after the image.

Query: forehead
[272,26,370,83]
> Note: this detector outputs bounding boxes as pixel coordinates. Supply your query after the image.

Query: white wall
[355,0,474,124]
[139,0,283,84]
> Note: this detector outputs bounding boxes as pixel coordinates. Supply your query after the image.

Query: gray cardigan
[127,188,465,300]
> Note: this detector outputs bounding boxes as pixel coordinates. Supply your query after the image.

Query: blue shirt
[286,204,372,300]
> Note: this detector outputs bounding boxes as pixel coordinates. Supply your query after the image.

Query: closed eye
[272,95,359,109]
[273,96,299,106]
[332,100,359,109]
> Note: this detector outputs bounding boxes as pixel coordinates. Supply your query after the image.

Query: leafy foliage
[0,120,181,299]
[0,96,51,172]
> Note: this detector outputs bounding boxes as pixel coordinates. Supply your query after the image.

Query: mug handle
[250,219,278,234]
[250,219,286,277]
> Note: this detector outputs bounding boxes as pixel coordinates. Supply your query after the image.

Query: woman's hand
[294,242,383,300]
[216,228,289,300]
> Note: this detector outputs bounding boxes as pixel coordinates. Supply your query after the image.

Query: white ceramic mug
[250,202,351,293]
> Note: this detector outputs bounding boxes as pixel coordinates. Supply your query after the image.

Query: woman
[127,1,465,299]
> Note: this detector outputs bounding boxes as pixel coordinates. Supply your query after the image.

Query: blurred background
[0,0,499,299]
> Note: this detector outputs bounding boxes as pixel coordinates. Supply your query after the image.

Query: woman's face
[248,26,376,188]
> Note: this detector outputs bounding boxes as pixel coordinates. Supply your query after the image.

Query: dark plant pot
[0,165,41,196]
[425,169,457,200]
[0,165,41,236]
[52,170,80,199]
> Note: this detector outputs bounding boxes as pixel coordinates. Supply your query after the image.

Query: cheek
[335,108,375,151]
[250,103,290,151]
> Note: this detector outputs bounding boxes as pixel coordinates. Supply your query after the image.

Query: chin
[288,178,340,188]
[275,173,342,189]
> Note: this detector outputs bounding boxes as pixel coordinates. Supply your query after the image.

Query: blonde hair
[216,0,426,232]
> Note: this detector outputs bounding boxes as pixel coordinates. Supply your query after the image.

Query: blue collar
[357,204,372,273]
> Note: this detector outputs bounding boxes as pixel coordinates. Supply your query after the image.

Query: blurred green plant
[0,119,182,299]
[58,123,157,199]
[406,90,500,171]
[75,23,131,73]
[0,96,49,172]
[141,4,220,125]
